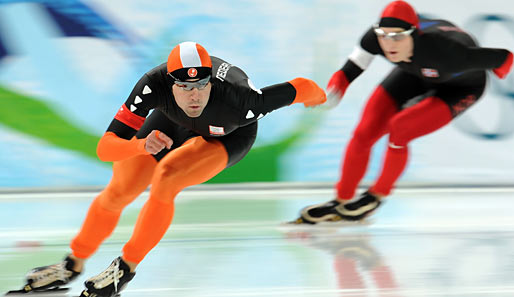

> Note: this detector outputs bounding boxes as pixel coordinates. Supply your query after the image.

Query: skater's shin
[71,155,156,259]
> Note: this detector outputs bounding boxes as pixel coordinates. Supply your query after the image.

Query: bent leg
[337,67,430,200]
[336,85,398,199]
[71,154,156,259]
[122,137,229,264]
[371,96,453,196]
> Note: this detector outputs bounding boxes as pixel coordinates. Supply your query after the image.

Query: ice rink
[2,185,514,297]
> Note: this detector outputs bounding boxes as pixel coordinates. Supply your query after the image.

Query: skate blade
[5,287,69,296]
[280,216,373,228]
[78,290,120,297]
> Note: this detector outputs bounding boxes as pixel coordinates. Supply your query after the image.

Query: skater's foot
[81,257,135,297]
[290,190,383,224]
[8,255,81,294]
[334,191,382,221]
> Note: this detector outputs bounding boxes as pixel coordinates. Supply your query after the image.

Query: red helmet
[379,1,419,30]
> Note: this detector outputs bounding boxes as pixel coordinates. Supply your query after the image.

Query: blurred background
[2,1,514,296]
[1,0,513,189]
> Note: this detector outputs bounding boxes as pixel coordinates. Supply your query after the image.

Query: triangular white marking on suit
[143,85,152,95]
[134,96,143,104]
[246,110,255,119]
[257,113,264,119]
[130,104,137,112]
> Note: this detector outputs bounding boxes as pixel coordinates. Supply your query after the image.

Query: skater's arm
[96,130,173,161]
[325,28,379,108]
[97,74,165,161]
[96,132,148,162]
[442,38,512,77]
[237,78,326,126]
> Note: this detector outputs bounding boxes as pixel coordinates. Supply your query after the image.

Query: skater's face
[375,26,414,63]
[173,78,212,118]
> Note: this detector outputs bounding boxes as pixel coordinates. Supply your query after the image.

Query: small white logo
[257,113,265,120]
[209,125,225,135]
[130,104,137,112]
[246,110,255,119]
[134,96,143,104]
[389,142,404,149]
[216,62,232,81]
[143,85,152,94]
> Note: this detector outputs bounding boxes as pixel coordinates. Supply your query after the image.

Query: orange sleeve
[288,78,327,107]
[96,132,150,162]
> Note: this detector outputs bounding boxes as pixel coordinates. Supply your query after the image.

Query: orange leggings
[71,137,228,263]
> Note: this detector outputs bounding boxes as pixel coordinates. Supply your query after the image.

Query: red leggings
[336,85,453,199]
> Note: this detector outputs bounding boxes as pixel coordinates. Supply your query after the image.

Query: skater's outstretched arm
[235,77,326,127]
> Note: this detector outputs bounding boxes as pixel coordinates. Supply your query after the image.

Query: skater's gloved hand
[324,70,349,109]
[493,51,513,79]
[289,78,327,107]
[145,130,173,154]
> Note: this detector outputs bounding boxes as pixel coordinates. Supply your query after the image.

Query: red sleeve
[114,104,146,130]
[106,72,163,140]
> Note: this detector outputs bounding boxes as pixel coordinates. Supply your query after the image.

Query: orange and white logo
[188,68,198,77]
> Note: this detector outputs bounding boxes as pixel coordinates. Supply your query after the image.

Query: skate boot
[79,257,135,297]
[334,191,381,221]
[6,255,80,295]
[289,191,381,224]
[291,199,344,224]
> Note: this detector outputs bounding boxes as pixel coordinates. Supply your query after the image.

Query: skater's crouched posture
[291,1,513,225]
[12,42,326,297]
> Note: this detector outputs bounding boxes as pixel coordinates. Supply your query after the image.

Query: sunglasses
[168,74,211,91]
[373,25,415,41]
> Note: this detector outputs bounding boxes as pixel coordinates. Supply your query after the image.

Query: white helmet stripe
[179,41,202,68]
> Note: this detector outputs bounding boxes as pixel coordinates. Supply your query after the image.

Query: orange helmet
[167,41,212,81]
